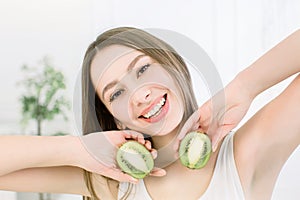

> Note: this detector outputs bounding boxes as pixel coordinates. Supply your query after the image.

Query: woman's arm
[0,166,90,196]
[0,135,94,196]
[174,29,300,152]
[0,135,79,176]
[237,29,300,99]
[0,133,131,198]
[0,131,158,182]
[174,28,300,199]
[235,74,300,199]
[232,29,300,199]
[0,131,164,195]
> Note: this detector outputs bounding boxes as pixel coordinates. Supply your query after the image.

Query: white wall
[0,0,299,199]
[0,0,94,136]
[0,0,90,199]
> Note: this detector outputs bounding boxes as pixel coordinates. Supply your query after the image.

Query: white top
[118,132,245,200]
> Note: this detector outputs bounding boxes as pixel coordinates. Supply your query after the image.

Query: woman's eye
[137,64,150,77]
[109,89,124,102]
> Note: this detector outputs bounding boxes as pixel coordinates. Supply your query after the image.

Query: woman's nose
[131,88,152,106]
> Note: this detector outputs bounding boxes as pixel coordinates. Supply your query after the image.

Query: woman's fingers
[149,167,167,177]
[150,148,158,159]
[145,140,152,150]
[104,168,138,184]
[173,109,201,151]
[122,130,145,144]
[179,109,201,140]
[210,124,235,152]
[103,164,166,183]
[210,128,223,152]
[99,130,167,181]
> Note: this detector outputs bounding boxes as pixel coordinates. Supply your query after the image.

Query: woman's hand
[174,77,254,152]
[77,130,166,183]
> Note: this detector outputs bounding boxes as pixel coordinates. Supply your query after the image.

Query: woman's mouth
[139,94,169,123]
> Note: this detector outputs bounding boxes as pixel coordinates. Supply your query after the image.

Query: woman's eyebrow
[101,54,146,99]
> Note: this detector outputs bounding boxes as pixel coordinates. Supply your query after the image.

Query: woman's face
[90,45,184,136]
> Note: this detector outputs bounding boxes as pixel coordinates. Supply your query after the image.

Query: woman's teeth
[143,97,166,119]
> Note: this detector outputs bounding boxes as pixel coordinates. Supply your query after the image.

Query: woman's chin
[149,122,182,138]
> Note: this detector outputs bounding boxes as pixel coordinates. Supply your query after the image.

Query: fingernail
[160,169,167,176]
[152,151,157,159]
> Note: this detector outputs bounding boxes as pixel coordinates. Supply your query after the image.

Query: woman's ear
[115,119,127,130]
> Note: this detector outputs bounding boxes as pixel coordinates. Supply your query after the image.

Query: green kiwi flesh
[117,141,154,179]
[179,131,212,169]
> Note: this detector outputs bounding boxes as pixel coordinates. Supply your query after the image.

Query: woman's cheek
[110,97,131,123]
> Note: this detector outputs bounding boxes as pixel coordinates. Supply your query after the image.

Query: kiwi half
[179,131,212,169]
[116,141,154,179]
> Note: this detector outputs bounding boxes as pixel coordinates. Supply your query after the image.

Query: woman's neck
[151,127,180,169]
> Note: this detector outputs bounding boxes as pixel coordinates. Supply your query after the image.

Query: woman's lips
[138,94,169,123]
[140,94,166,116]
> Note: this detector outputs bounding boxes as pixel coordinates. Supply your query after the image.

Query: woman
[81,27,300,199]
[0,27,299,200]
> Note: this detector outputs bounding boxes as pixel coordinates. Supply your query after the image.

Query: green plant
[19,57,70,136]
[18,57,70,200]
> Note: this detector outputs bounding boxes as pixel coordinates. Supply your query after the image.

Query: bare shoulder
[234,74,300,199]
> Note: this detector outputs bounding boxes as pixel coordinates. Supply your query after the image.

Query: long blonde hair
[81,27,198,199]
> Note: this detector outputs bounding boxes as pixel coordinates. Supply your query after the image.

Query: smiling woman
[0,26,299,200]
[80,27,300,200]
[81,27,201,199]
[82,28,198,136]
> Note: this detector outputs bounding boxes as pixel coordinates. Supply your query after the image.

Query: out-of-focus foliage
[18,57,70,136]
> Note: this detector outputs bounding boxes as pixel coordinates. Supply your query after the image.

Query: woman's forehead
[90,45,143,91]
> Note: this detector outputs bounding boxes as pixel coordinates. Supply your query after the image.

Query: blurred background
[0,0,299,199]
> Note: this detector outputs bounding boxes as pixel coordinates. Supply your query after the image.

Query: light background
[0,0,299,199]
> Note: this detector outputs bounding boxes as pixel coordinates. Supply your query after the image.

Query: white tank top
[118,132,245,200]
